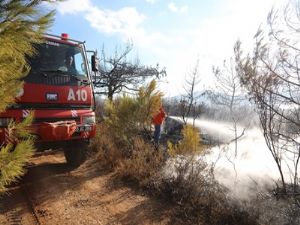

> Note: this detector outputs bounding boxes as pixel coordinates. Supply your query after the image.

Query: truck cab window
[73,52,87,76]
[25,42,88,85]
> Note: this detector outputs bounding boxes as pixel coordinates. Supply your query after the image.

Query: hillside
[0,151,176,225]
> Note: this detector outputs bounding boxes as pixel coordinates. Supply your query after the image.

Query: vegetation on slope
[0,0,54,194]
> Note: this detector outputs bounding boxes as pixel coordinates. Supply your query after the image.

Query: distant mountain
[164,90,251,106]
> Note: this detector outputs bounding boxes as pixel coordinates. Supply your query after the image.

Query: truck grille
[24,74,80,86]
[9,103,91,110]
[33,117,80,124]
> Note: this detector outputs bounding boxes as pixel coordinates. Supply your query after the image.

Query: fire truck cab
[0,33,98,167]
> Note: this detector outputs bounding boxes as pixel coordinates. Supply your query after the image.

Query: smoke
[193,118,245,143]
[171,117,290,200]
[163,117,300,224]
[195,118,300,199]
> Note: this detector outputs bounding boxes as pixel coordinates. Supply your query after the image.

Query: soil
[0,151,175,225]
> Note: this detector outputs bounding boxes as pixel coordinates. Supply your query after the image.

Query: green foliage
[93,80,165,184]
[0,137,35,193]
[104,80,163,148]
[0,0,54,194]
[0,0,54,112]
[136,80,163,129]
[168,125,202,156]
[105,95,139,145]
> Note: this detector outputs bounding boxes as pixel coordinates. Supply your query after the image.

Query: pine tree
[0,0,54,194]
[137,80,163,130]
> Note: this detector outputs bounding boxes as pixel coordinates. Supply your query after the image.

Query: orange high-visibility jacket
[152,107,166,125]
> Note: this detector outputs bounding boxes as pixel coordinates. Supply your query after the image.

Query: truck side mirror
[91,55,99,72]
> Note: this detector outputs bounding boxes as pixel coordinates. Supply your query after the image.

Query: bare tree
[211,58,247,156]
[94,43,166,100]
[180,59,202,126]
[235,0,300,194]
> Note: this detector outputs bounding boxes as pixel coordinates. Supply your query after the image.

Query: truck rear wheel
[64,140,88,167]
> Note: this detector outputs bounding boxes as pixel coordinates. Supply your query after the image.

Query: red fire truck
[0,33,98,167]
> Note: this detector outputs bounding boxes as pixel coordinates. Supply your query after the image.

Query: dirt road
[0,151,173,225]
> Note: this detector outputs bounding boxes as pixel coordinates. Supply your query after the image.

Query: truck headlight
[16,88,24,98]
[83,116,95,125]
[0,118,13,127]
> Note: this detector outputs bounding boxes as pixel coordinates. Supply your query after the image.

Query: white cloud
[56,0,289,97]
[168,2,189,14]
[57,0,92,14]
[57,0,165,46]
[84,7,145,35]
[146,0,157,4]
[58,0,145,34]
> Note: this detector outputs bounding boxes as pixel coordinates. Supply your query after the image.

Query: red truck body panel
[0,34,96,148]
[18,83,94,106]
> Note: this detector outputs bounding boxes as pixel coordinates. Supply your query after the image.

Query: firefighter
[59,50,77,74]
[65,51,77,74]
[152,106,166,146]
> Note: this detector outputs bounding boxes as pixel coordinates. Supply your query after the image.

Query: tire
[64,140,88,167]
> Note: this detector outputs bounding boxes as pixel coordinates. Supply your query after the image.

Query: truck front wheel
[64,140,88,167]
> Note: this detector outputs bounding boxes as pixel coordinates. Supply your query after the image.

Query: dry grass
[90,124,123,170]
[90,123,165,187]
[155,157,259,225]
[91,122,261,224]
[116,137,165,187]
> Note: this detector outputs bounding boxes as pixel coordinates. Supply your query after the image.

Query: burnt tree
[235,1,300,194]
[94,43,166,100]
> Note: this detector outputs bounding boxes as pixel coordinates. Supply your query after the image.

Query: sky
[47,0,288,97]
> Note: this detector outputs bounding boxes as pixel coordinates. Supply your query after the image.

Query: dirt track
[0,151,174,225]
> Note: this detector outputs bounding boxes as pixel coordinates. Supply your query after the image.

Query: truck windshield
[27,41,88,78]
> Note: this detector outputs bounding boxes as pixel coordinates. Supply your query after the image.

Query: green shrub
[104,95,139,149]
[0,0,54,194]
[168,124,203,157]
[136,80,163,130]
[0,115,36,193]
[91,80,166,187]
[92,79,164,165]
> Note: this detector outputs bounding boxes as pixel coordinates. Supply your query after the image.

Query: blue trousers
[153,124,161,144]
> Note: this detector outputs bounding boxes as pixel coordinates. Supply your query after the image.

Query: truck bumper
[0,109,96,146]
[0,122,96,145]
